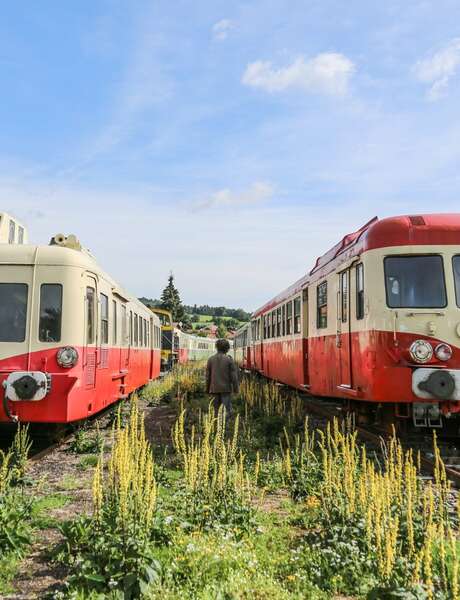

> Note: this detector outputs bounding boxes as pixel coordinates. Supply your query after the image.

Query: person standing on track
[206,338,239,419]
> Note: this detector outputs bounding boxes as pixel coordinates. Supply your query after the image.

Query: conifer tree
[160,273,186,323]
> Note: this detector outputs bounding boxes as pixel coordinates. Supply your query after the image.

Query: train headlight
[435,343,452,362]
[57,346,79,368]
[409,340,433,363]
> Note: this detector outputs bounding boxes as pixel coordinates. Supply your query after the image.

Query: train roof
[253,213,460,317]
[0,242,152,316]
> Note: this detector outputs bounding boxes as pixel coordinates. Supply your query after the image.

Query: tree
[216,322,227,339]
[160,273,185,322]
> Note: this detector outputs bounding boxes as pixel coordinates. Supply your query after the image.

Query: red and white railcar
[0,222,161,424]
[235,214,460,429]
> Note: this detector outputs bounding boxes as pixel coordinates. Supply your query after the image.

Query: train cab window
[356,263,364,319]
[112,300,117,345]
[454,256,460,307]
[100,294,109,344]
[294,296,301,333]
[39,284,62,342]
[86,287,96,344]
[340,272,348,323]
[0,283,28,342]
[316,283,327,329]
[277,307,281,336]
[384,256,447,308]
[286,301,292,335]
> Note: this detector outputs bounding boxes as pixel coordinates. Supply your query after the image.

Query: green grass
[32,493,73,528]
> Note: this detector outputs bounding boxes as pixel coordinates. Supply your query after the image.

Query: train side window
[281,305,285,336]
[294,297,301,333]
[0,283,28,342]
[277,307,281,336]
[271,311,276,338]
[39,284,62,342]
[356,263,364,319]
[316,283,327,329]
[129,311,133,346]
[18,226,24,244]
[8,220,15,244]
[340,272,348,323]
[86,287,96,344]
[112,300,117,345]
[134,314,139,347]
[286,301,292,335]
[100,294,109,344]
[145,320,148,347]
[121,305,127,346]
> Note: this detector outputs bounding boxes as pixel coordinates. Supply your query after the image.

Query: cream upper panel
[308,245,460,344]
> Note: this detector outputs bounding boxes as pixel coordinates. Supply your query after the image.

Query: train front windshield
[0,283,28,342]
[454,256,460,307]
[384,255,447,308]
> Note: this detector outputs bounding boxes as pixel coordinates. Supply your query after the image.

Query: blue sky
[2,1,460,309]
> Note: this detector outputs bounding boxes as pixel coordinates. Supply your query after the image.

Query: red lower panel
[246,330,460,405]
[0,346,161,423]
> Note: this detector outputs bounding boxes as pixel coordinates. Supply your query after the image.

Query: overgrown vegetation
[6,367,460,599]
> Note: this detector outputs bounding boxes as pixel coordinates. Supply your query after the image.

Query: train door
[338,270,352,387]
[149,318,155,379]
[84,275,98,389]
[302,288,309,386]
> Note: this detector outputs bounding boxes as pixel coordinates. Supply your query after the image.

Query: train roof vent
[409,215,426,226]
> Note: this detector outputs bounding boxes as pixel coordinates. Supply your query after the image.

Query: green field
[188,313,246,330]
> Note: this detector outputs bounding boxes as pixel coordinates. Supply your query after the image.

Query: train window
[340,272,348,323]
[18,226,24,244]
[384,256,447,308]
[286,301,292,335]
[263,316,267,339]
[356,263,364,320]
[294,296,302,333]
[271,311,276,338]
[112,300,117,345]
[281,305,286,336]
[39,284,62,342]
[316,283,327,329]
[121,305,127,346]
[129,311,133,346]
[0,283,28,342]
[86,287,96,344]
[134,314,138,346]
[277,307,281,336]
[100,294,109,344]
[8,220,15,244]
[145,320,148,347]
[454,256,460,307]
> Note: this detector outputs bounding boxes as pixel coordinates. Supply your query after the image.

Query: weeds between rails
[4,366,460,598]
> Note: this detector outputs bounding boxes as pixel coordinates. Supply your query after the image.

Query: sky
[2,1,460,311]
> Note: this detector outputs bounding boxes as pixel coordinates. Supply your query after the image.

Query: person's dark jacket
[206,352,239,394]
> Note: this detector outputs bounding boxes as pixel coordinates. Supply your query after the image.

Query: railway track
[299,393,460,488]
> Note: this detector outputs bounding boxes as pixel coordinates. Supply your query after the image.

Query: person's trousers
[212,393,232,418]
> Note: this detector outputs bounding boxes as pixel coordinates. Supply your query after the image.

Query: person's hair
[215,338,230,353]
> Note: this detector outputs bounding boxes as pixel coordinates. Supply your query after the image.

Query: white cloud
[242,53,355,96]
[414,38,460,100]
[192,181,274,211]
[212,19,234,41]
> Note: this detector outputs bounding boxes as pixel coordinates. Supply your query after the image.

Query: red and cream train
[0,216,163,424]
[235,214,460,430]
